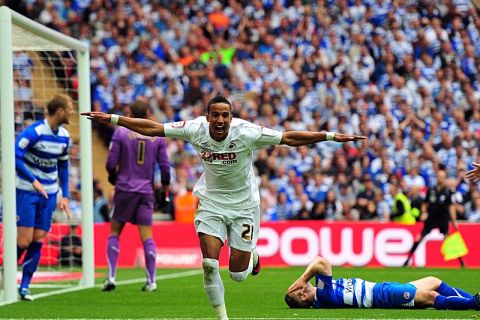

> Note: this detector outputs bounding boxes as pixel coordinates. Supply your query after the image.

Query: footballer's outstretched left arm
[280,131,366,147]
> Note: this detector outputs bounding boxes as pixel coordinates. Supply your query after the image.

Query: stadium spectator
[173,183,198,223]
[16,94,73,301]
[82,95,365,320]
[390,182,417,225]
[102,100,170,293]
[353,174,378,220]
[285,256,480,310]
[93,188,109,223]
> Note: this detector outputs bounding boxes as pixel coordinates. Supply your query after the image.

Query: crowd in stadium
[10,0,480,223]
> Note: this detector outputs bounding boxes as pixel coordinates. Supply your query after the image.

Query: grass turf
[1,266,479,319]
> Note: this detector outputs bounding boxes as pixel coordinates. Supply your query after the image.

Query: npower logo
[257,226,444,267]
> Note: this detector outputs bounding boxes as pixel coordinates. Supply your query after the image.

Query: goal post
[0,6,94,303]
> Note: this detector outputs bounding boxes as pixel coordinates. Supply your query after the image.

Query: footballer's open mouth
[214,124,225,134]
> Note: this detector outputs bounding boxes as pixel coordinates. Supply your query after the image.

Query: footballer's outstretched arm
[81,112,165,137]
[280,130,366,147]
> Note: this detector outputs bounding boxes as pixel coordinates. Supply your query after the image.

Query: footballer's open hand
[333,133,367,142]
[466,162,480,184]
[287,278,307,294]
[81,112,112,124]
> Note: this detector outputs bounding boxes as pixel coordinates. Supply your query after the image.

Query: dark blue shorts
[16,189,58,231]
[112,191,154,225]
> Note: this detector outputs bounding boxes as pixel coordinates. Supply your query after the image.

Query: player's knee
[202,258,219,281]
[426,276,442,288]
[415,289,438,307]
[17,239,30,250]
[229,269,249,282]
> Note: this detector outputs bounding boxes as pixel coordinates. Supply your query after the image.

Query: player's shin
[143,238,156,285]
[202,258,228,319]
[106,236,120,282]
[437,282,474,299]
[20,241,43,289]
[434,295,476,310]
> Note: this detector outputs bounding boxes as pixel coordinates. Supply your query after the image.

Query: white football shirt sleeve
[250,124,283,149]
[163,119,200,142]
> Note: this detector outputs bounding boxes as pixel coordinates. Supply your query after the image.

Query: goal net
[0,6,94,304]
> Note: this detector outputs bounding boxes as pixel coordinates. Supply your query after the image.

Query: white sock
[213,304,228,320]
[202,258,227,316]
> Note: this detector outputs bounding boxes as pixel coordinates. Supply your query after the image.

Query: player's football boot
[474,293,480,310]
[251,250,261,276]
[102,279,116,291]
[142,282,157,292]
[19,288,34,301]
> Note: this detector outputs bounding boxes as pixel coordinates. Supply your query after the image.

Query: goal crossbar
[0,6,94,304]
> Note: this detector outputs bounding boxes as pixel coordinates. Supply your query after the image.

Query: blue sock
[20,241,43,289]
[17,245,26,262]
[434,295,476,310]
[438,282,473,299]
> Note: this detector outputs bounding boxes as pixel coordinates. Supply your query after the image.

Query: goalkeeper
[286,256,480,310]
[102,100,170,293]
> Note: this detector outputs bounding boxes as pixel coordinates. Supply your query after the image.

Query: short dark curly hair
[284,292,312,308]
[207,95,232,113]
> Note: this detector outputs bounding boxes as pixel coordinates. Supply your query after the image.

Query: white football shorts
[194,200,260,252]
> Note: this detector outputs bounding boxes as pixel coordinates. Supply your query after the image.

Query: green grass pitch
[1,266,479,319]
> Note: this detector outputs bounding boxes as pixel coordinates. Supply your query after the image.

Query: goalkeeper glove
[155,190,170,209]
[108,173,117,186]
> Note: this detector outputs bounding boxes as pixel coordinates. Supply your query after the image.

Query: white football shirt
[164,117,283,209]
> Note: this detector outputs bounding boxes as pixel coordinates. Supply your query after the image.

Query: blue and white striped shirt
[15,119,70,196]
[314,276,376,308]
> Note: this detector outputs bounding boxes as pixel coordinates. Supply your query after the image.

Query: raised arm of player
[287,256,332,294]
[280,131,366,147]
[81,112,165,137]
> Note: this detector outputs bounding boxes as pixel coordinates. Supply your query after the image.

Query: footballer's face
[60,101,75,125]
[206,102,232,142]
[288,282,315,305]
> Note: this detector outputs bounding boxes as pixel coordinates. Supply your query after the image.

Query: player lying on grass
[286,256,480,310]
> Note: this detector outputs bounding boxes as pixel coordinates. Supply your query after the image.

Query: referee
[403,168,464,267]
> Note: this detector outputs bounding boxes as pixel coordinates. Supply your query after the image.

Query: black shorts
[421,219,449,236]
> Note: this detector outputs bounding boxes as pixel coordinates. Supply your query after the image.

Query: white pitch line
[0,318,462,320]
[0,269,203,307]
[113,269,203,286]
[29,284,72,289]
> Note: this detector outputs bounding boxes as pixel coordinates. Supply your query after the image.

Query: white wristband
[110,114,119,125]
[326,132,335,141]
